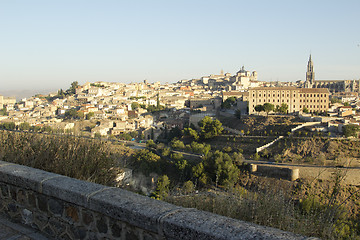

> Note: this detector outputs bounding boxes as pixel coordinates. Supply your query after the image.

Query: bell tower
[305,54,315,88]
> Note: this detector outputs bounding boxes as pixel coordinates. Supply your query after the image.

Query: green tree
[162,147,171,156]
[19,122,30,131]
[131,102,139,110]
[343,124,360,138]
[303,107,309,113]
[133,149,161,175]
[146,139,157,149]
[168,126,182,140]
[0,122,16,130]
[192,162,207,186]
[198,116,223,139]
[67,81,79,95]
[65,108,83,119]
[253,153,260,161]
[151,175,170,200]
[202,150,239,189]
[170,139,186,150]
[221,97,237,109]
[263,103,274,116]
[86,112,94,120]
[183,127,199,140]
[255,105,264,113]
[0,107,8,116]
[277,103,288,114]
[182,180,195,195]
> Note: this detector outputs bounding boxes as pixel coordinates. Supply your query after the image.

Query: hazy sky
[1,0,359,92]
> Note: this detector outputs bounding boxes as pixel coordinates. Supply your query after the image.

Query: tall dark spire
[306,54,315,88]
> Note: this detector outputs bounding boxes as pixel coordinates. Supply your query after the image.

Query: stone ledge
[0,161,316,239]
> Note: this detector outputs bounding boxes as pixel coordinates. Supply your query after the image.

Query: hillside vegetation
[0,130,133,185]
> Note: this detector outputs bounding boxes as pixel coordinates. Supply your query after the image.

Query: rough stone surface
[0,161,317,240]
[162,209,308,240]
[89,187,181,233]
[0,163,59,192]
[48,198,63,216]
[42,176,107,207]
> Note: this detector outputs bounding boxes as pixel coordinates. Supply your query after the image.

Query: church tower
[305,54,315,88]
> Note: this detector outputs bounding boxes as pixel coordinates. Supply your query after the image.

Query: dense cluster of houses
[1,66,359,138]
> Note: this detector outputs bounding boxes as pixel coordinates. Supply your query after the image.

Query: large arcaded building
[248,87,329,114]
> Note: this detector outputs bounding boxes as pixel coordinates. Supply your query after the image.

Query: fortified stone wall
[0,160,312,239]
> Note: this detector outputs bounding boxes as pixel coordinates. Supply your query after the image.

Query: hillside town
[1,57,360,140]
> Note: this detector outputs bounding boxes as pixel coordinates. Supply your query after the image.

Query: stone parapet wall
[0,161,312,239]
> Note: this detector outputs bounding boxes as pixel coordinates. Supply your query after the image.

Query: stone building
[0,95,16,109]
[248,87,329,114]
[201,67,261,91]
[304,55,359,93]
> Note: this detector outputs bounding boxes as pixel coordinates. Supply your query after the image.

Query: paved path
[0,215,50,240]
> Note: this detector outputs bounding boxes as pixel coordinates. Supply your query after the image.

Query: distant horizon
[1,1,359,93]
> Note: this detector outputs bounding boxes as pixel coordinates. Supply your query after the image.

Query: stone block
[96,216,108,234]
[0,162,60,192]
[81,209,94,226]
[110,221,122,238]
[48,198,64,216]
[37,195,48,212]
[161,209,307,240]
[28,192,37,208]
[0,184,9,197]
[65,205,79,223]
[89,188,181,233]
[42,176,107,207]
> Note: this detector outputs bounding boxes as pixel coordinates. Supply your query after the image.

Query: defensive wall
[0,160,314,240]
[248,164,299,181]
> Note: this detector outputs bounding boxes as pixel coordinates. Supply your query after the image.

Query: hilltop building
[305,55,315,88]
[0,95,16,109]
[248,87,329,114]
[199,66,262,91]
[303,55,360,93]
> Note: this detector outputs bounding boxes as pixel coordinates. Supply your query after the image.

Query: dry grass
[0,130,132,186]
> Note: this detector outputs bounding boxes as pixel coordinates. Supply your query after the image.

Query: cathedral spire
[305,54,315,88]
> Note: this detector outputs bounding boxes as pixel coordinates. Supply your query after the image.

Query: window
[253,94,255,97]
[321,94,323,97]
[293,105,295,108]
[307,94,309,97]
[278,99,280,102]
[259,99,261,102]
[287,94,289,97]
[273,94,275,97]
[300,94,302,97]
[294,99,296,102]
[300,100,302,102]
[310,94,312,97]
